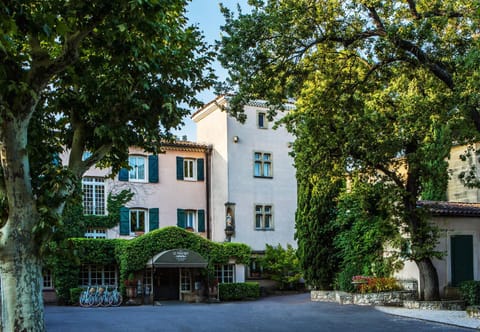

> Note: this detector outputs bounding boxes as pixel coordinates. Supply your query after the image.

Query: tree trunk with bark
[0,116,46,331]
[416,257,440,301]
[0,224,44,332]
[403,146,441,301]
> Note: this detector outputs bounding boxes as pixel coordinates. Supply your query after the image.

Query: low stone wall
[311,290,416,306]
[403,300,465,310]
[310,290,337,302]
[466,306,480,318]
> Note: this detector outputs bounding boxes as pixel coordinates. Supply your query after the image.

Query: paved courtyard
[45,293,473,332]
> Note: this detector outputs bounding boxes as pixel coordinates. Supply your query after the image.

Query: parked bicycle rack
[79,286,123,307]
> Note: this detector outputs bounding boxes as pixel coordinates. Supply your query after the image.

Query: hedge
[47,227,251,303]
[219,282,260,301]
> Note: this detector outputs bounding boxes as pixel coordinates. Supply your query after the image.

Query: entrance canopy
[146,249,208,268]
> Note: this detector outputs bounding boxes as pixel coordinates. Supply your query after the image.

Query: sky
[173,0,250,141]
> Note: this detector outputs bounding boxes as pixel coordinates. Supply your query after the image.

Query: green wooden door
[451,235,474,286]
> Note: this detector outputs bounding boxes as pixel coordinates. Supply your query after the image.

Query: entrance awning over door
[146,249,208,268]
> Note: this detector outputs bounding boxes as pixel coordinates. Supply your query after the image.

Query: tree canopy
[0,1,215,330]
[218,0,480,300]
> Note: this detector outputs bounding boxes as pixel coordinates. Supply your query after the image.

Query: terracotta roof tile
[417,200,480,217]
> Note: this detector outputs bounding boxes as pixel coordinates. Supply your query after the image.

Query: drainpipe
[206,145,213,240]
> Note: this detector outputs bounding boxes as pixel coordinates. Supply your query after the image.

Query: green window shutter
[148,155,159,183]
[119,206,130,235]
[118,168,129,181]
[197,158,204,181]
[176,157,184,180]
[177,209,186,228]
[198,209,205,232]
[149,208,159,231]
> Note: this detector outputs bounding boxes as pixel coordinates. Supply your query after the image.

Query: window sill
[128,179,148,183]
[253,176,273,179]
[255,228,274,231]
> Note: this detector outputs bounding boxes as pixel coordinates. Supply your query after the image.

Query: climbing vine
[48,227,251,303]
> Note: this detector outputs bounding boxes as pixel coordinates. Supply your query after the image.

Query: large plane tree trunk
[416,257,440,301]
[0,221,44,332]
[0,116,46,331]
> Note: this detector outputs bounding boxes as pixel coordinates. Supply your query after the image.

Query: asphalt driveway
[45,293,472,332]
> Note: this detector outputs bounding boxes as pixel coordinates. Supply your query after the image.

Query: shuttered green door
[451,235,473,286]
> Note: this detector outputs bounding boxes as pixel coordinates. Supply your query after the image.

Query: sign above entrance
[146,249,208,268]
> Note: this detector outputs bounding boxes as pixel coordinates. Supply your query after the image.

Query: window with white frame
[84,228,107,239]
[257,111,267,129]
[185,210,196,229]
[180,269,192,291]
[79,265,118,286]
[130,209,147,233]
[129,156,147,181]
[214,264,235,283]
[255,205,273,230]
[42,269,53,289]
[143,268,153,296]
[82,177,106,215]
[254,152,272,178]
[183,158,196,180]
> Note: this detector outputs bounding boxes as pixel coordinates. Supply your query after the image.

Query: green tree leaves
[218,0,480,299]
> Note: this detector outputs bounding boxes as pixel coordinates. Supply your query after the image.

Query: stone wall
[403,300,465,310]
[311,290,416,306]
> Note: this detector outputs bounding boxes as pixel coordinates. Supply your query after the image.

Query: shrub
[69,287,83,305]
[219,282,260,301]
[459,280,480,306]
[357,277,402,293]
[335,264,359,293]
[47,227,252,304]
[261,244,302,290]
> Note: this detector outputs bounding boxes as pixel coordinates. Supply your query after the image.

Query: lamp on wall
[233,136,239,143]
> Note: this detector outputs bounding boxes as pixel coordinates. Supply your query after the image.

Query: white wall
[194,97,297,251]
[195,100,230,243]
[395,215,480,297]
[226,105,297,250]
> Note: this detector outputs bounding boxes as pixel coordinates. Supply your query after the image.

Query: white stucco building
[192,96,297,253]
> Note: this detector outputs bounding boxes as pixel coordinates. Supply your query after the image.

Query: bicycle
[79,287,90,307]
[79,286,96,307]
[109,286,123,307]
[79,285,123,307]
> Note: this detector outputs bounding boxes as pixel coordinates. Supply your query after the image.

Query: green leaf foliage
[261,244,302,290]
[1,1,216,328]
[295,177,343,290]
[47,227,251,303]
[117,227,250,279]
[217,0,480,300]
[459,280,480,306]
[333,180,402,291]
[219,282,260,301]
